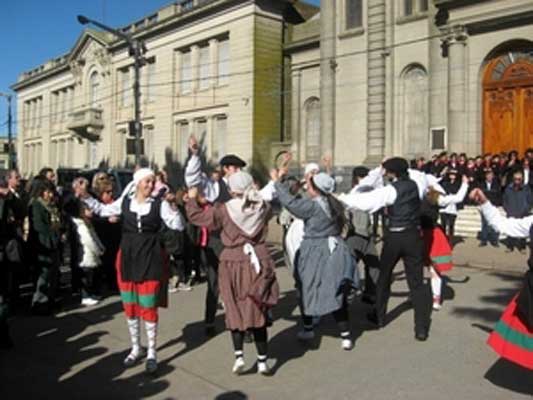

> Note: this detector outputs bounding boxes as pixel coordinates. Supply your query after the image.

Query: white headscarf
[133,168,155,186]
[226,171,267,236]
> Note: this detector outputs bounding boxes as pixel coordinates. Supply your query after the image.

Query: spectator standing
[503,170,532,252]
[28,180,62,315]
[477,168,501,247]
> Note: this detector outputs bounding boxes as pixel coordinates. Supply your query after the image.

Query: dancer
[345,166,380,304]
[77,168,185,374]
[470,187,533,370]
[421,175,469,310]
[339,157,431,341]
[185,171,279,375]
[275,171,357,350]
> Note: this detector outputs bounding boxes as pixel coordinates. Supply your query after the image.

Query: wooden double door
[483,54,533,156]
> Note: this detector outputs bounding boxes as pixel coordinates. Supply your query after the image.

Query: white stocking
[126,318,141,355]
[430,267,442,299]
[145,321,158,360]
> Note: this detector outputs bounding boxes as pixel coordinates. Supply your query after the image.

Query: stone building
[11,0,310,177]
[11,0,533,182]
[282,0,533,185]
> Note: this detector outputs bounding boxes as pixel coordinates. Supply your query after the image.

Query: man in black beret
[339,157,431,341]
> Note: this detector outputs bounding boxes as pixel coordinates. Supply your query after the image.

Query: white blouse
[84,195,185,232]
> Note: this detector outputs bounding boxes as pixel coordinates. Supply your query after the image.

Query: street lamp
[77,14,146,165]
[0,92,14,169]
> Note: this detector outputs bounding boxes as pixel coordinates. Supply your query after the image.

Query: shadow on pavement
[451,271,523,324]
[0,299,174,399]
[484,358,533,395]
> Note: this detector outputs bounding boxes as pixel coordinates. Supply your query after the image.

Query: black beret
[383,157,409,175]
[219,154,246,168]
[352,166,370,178]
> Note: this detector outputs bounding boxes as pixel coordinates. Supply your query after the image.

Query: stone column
[319,0,336,160]
[365,0,387,165]
[428,2,448,152]
[446,25,468,152]
[291,69,302,163]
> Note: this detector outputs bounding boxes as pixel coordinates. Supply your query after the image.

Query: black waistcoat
[120,197,163,282]
[516,226,533,326]
[387,178,421,229]
[216,179,232,204]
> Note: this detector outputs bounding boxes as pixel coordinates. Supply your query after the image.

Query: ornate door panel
[522,87,533,152]
[483,52,533,155]
[483,89,516,155]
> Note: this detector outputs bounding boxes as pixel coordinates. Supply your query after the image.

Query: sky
[0,0,320,138]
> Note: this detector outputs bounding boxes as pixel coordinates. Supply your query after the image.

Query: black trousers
[355,251,380,297]
[80,267,100,299]
[375,228,431,331]
[440,213,457,240]
[200,246,219,325]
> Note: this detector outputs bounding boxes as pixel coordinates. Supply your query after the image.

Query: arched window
[89,71,100,107]
[304,97,321,162]
[401,65,429,157]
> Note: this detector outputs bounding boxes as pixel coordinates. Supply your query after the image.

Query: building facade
[12,0,309,177]
[283,0,533,186]
[12,0,533,184]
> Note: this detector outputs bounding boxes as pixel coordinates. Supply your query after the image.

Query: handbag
[6,238,23,263]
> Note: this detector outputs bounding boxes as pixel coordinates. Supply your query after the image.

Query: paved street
[1,238,532,400]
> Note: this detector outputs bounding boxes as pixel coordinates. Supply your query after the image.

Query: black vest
[120,197,164,282]
[387,178,421,229]
[216,179,232,204]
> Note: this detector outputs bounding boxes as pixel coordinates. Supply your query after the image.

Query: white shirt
[84,195,185,231]
[439,182,469,215]
[184,154,276,202]
[480,201,533,238]
[351,166,436,201]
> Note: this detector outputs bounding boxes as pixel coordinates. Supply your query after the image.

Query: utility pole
[77,15,146,165]
[0,92,14,169]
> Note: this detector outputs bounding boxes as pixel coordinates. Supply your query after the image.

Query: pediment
[68,29,113,64]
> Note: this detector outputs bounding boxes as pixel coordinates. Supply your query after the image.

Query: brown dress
[186,201,279,331]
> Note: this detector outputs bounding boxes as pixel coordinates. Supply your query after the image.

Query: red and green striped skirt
[116,250,167,323]
[487,295,533,370]
[423,227,453,274]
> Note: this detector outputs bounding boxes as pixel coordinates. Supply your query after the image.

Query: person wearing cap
[476,168,501,247]
[275,172,358,350]
[339,157,431,341]
[76,168,185,374]
[439,168,463,243]
[185,171,279,375]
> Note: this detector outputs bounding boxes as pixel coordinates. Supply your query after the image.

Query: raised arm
[274,181,316,220]
[339,185,397,214]
[184,139,220,203]
[438,178,469,207]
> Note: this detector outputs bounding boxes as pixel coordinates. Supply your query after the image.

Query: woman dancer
[186,171,279,375]
[422,175,469,310]
[470,187,533,370]
[275,171,357,350]
[77,168,184,374]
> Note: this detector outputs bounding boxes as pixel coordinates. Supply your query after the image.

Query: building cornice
[13,0,302,92]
